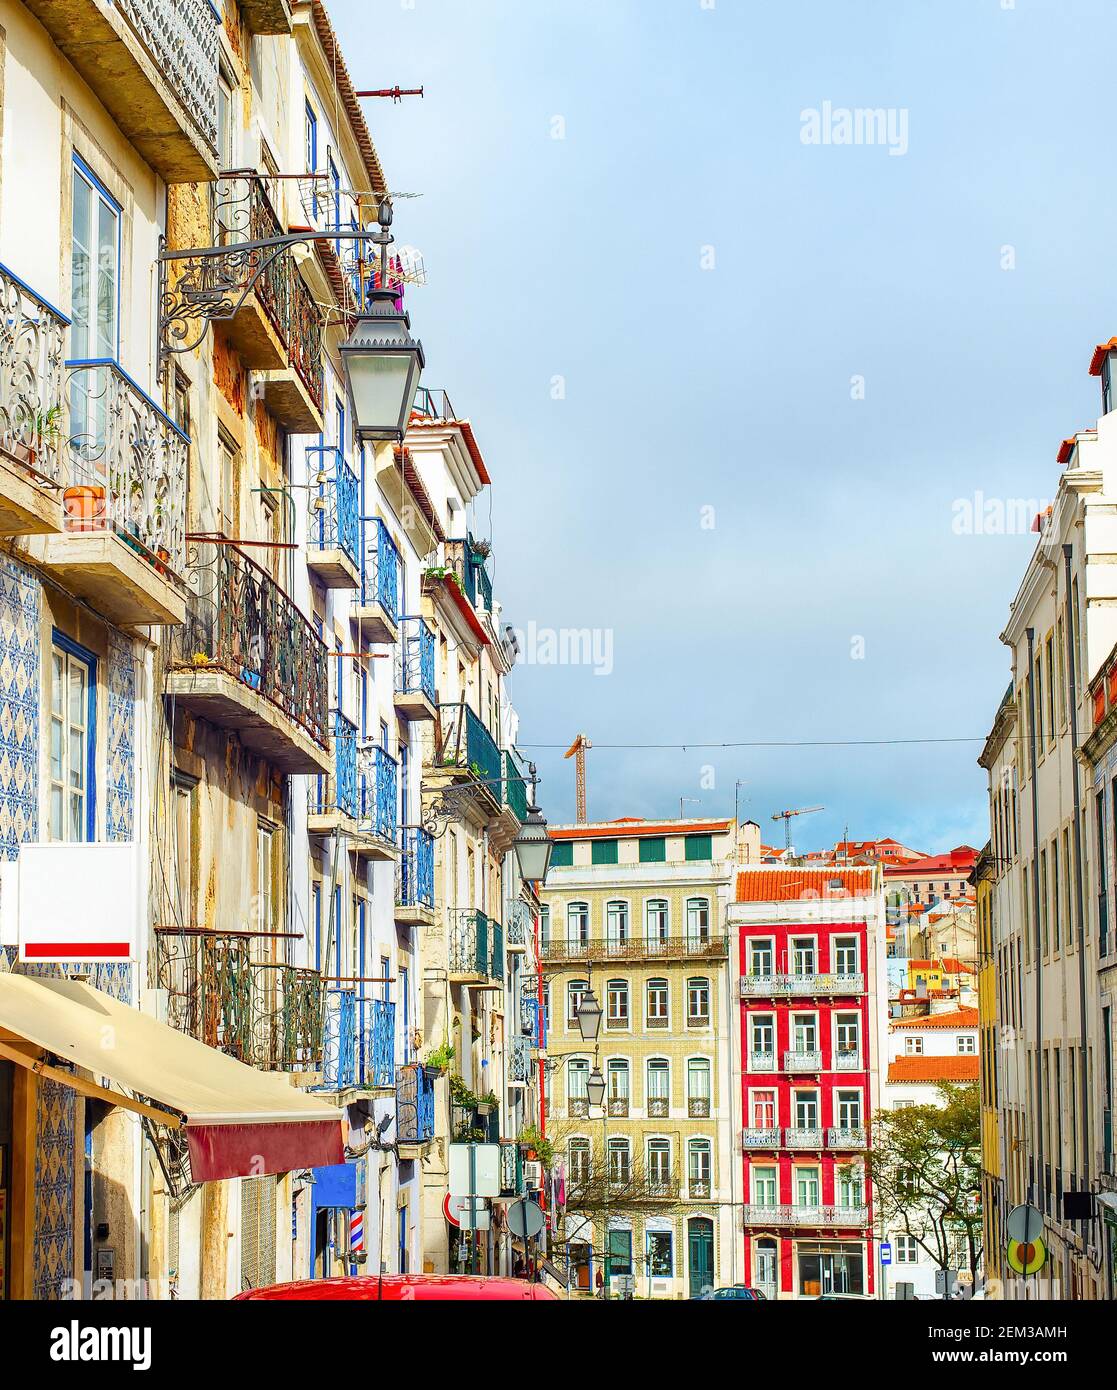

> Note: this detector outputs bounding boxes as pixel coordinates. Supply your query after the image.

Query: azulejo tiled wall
[33,1076,76,1301]
[106,627,136,843]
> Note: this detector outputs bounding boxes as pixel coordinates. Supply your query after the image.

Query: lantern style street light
[586,1066,606,1109]
[575,988,603,1044]
[513,763,553,884]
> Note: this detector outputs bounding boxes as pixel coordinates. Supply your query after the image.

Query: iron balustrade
[739,973,865,997]
[784,1050,823,1072]
[568,1097,590,1118]
[540,934,730,965]
[0,262,68,485]
[504,751,528,822]
[444,536,492,613]
[361,516,400,622]
[827,1127,867,1149]
[288,267,324,408]
[437,702,502,792]
[449,909,491,977]
[65,359,188,574]
[688,1097,711,1118]
[306,446,359,569]
[213,171,289,339]
[412,386,456,422]
[309,709,359,819]
[689,1179,712,1200]
[509,1034,535,1086]
[155,930,324,1071]
[359,999,396,1089]
[784,1127,824,1149]
[647,1097,670,1119]
[396,1063,435,1143]
[749,1051,776,1072]
[169,539,329,748]
[505,899,534,954]
[607,1096,630,1118]
[115,0,219,151]
[396,616,435,704]
[357,741,398,845]
[741,1205,869,1228]
[320,988,357,1090]
[742,1128,780,1149]
[397,826,435,909]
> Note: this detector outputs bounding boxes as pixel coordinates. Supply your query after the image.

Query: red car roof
[235,1275,557,1302]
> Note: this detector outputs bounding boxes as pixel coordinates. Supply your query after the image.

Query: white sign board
[17,842,140,964]
[449,1143,501,1199]
[446,1193,491,1231]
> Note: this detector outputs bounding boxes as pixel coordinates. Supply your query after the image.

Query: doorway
[687,1217,714,1299]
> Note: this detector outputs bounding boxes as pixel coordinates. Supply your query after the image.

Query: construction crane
[565,734,592,824]
[771,806,825,853]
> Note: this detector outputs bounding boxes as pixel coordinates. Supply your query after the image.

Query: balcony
[741,1205,869,1229]
[689,1179,712,1200]
[396,1063,436,1155]
[607,1096,630,1118]
[23,0,218,182]
[443,536,494,617]
[688,1097,711,1119]
[500,1140,526,1196]
[784,1127,824,1149]
[648,1096,670,1119]
[353,518,400,644]
[827,1127,867,1150]
[749,1051,776,1072]
[784,1050,823,1072]
[259,268,324,432]
[568,1097,590,1118]
[739,973,865,998]
[0,263,66,536]
[646,1171,681,1201]
[354,742,398,859]
[155,929,324,1071]
[317,990,396,1093]
[833,1052,863,1072]
[305,448,359,589]
[505,899,533,955]
[431,703,503,822]
[504,752,528,822]
[394,617,436,721]
[395,827,435,926]
[742,1128,780,1149]
[165,540,330,774]
[540,934,730,967]
[508,1034,535,1089]
[239,0,292,33]
[520,995,545,1048]
[33,360,188,626]
[449,909,502,988]
[307,710,358,834]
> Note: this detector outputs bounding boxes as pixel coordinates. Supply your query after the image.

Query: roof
[883,846,979,878]
[408,414,492,487]
[890,1007,978,1031]
[1090,338,1117,376]
[736,866,875,902]
[549,818,732,843]
[887,1056,979,1084]
[394,447,445,543]
[308,1,388,198]
[909,958,974,974]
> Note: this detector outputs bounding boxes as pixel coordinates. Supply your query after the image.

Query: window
[71,158,119,360]
[49,635,96,843]
[568,1138,591,1184]
[607,1139,631,1186]
[750,1014,775,1061]
[791,937,816,975]
[752,1165,778,1206]
[646,1228,673,1278]
[686,897,711,944]
[752,1090,776,1128]
[833,936,858,975]
[566,979,589,1027]
[645,899,669,949]
[171,771,197,924]
[793,1091,818,1130]
[567,902,589,947]
[647,1139,672,1190]
[685,834,713,861]
[791,1014,817,1053]
[895,1234,918,1264]
[838,1167,864,1210]
[646,978,669,1027]
[646,1058,670,1111]
[540,905,550,950]
[605,900,629,948]
[749,939,774,976]
[550,841,573,867]
[795,1166,821,1207]
[835,1013,860,1062]
[836,1090,862,1129]
[905,1036,923,1055]
[606,1225,632,1275]
[606,979,629,1029]
[607,1060,630,1110]
[957,1035,977,1055]
[567,1059,589,1109]
[687,977,710,1026]
[591,839,618,865]
[217,63,236,170]
[305,101,318,212]
[687,1058,711,1116]
[639,837,666,863]
[688,1139,712,1190]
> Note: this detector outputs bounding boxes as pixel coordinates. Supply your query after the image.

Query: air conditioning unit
[523,1160,543,1191]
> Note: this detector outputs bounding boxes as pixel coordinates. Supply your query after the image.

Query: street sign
[506,1199,545,1241]
[449,1143,501,1199]
[1006,1203,1047,1276]
[880,1241,892,1267]
[443,1192,490,1231]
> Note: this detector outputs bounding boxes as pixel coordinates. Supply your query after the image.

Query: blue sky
[332,0,1117,852]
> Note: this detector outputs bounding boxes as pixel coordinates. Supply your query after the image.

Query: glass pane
[96,196,117,356]
[68,730,83,788]
[51,652,64,716]
[69,790,83,842]
[49,718,63,780]
[71,171,91,347]
[68,661,86,726]
[50,786,63,841]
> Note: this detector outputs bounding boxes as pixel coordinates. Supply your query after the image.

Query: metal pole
[1024,628,1044,1212]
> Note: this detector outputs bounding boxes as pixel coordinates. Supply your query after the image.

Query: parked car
[235,1275,558,1302]
[700,1285,767,1300]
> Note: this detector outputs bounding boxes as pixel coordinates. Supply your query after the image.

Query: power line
[517,737,987,751]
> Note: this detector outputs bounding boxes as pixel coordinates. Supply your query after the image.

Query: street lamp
[513,764,553,884]
[575,988,603,1044]
[586,1066,606,1109]
[340,200,425,442]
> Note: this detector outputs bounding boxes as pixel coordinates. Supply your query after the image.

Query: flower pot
[476,1102,494,1116]
[63,485,105,533]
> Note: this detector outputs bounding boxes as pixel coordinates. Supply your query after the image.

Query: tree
[858,1083,982,1283]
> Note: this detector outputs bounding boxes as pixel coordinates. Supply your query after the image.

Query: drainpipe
[1063,545,1091,1195]
[1025,627,1044,1211]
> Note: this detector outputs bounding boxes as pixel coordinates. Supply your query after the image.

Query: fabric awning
[0,973,344,1182]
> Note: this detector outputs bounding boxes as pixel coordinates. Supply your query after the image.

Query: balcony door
[646,899,669,953]
[795,1166,820,1208]
[49,633,96,843]
[792,1016,817,1054]
[69,158,120,471]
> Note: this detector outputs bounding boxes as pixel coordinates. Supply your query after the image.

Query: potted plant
[449,1073,479,1109]
[519,1124,554,1170]
[469,538,492,561]
[476,1090,499,1116]
[425,1040,454,1075]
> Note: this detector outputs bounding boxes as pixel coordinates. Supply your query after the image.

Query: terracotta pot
[63,484,105,532]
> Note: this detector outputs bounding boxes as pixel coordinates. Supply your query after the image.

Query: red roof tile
[1090,338,1117,376]
[550,819,732,842]
[736,866,875,902]
[883,846,979,877]
[890,1007,978,1031]
[888,1056,979,1084]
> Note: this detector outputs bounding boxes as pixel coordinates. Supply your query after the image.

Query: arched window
[646,899,669,952]
[567,1058,590,1116]
[606,900,630,952]
[687,976,711,1027]
[568,1137,591,1184]
[646,1058,670,1117]
[687,1058,711,1117]
[566,901,590,952]
[567,979,589,1028]
[646,977,669,1028]
[607,1059,630,1116]
[606,978,629,1030]
[647,1138,672,1193]
[688,1139,712,1195]
[686,897,711,947]
[607,1136,631,1185]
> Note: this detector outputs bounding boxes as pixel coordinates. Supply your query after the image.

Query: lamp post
[513,764,553,885]
[575,991,609,1300]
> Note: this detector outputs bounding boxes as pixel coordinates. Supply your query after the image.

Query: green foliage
[519,1123,554,1170]
[425,1039,455,1073]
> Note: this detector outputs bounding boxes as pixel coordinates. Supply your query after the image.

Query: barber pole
[349,1208,364,1256]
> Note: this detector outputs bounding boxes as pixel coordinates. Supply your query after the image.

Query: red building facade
[730,868,883,1299]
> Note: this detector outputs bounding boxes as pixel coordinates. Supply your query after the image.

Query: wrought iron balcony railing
[397,1063,436,1144]
[359,999,396,1090]
[412,386,457,422]
[689,1178,712,1200]
[742,1128,780,1149]
[169,539,329,749]
[504,751,528,822]
[646,1171,681,1200]
[784,1127,824,1149]
[741,1205,869,1228]
[288,266,324,409]
[397,826,435,910]
[739,972,865,998]
[0,262,67,485]
[833,1052,863,1071]
[449,909,499,980]
[784,1050,823,1072]
[509,1033,535,1086]
[688,1097,711,1118]
[213,171,287,332]
[357,741,398,846]
[306,446,359,569]
[505,899,534,954]
[360,516,400,623]
[117,0,219,151]
[318,991,396,1091]
[607,1096,630,1118]
[64,359,188,574]
[155,929,324,1071]
[396,616,436,704]
[749,1051,776,1072]
[444,535,493,614]
[309,710,358,819]
[647,1097,670,1119]
[436,702,502,793]
[827,1127,867,1149]
[540,934,730,965]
